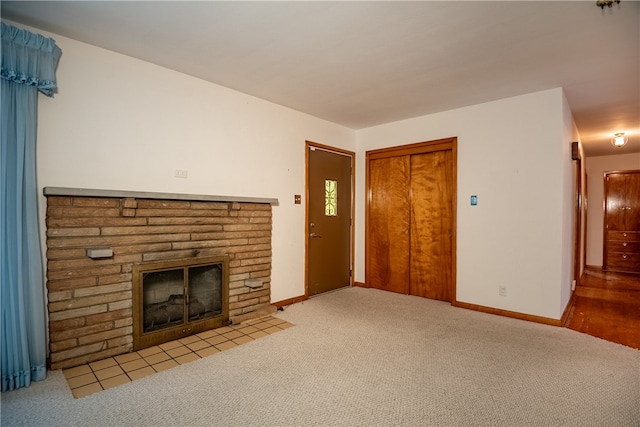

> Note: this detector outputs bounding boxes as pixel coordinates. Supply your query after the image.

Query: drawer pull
[623,242,627,247]
[623,233,627,237]
[622,254,627,259]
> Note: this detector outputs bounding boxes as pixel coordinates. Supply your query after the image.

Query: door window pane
[325,180,337,216]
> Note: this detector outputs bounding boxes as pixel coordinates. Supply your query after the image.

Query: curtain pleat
[1,22,60,392]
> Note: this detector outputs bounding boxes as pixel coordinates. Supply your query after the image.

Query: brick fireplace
[44,187,277,370]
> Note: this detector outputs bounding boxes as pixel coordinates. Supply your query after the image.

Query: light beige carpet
[2,287,639,426]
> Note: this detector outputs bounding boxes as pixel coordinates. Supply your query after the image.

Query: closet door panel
[409,150,453,301]
[368,156,411,294]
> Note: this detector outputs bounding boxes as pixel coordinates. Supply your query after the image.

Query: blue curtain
[1,22,61,392]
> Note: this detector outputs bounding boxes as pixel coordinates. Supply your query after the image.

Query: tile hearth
[62,316,292,398]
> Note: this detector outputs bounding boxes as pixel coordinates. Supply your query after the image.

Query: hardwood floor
[565,268,640,350]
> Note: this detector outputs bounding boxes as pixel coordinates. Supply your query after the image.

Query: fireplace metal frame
[132,255,229,350]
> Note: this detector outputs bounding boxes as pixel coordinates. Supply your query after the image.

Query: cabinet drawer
[608,231,640,241]
[606,252,640,273]
[607,240,640,252]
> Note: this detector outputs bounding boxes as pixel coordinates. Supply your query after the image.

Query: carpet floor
[2,287,639,426]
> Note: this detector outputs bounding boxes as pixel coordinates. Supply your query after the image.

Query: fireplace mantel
[43,187,279,206]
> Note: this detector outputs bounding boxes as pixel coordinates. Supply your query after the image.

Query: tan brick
[46,248,87,260]
[47,254,139,271]
[48,290,73,302]
[229,298,260,311]
[122,198,137,209]
[49,317,86,332]
[73,197,120,208]
[50,338,78,352]
[239,289,270,301]
[222,223,271,232]
[122,208,136,217]
[85,308,131,325]
[47,269,110,284]
[240,257,272,267]
[240,203,271,211]
[113,317,133,328]
[50,342,106,363]
[47,217,147,227]
[49,291,131,311]
[249,217,271,224]
[108,299,132,311]
[136,200,191,209]
[47,227,100,237]
[135,208,225,217]
[46,233,191,249]
[147,216,228,225]
[47,206,121,218]
[101,224,214,236]
[50,322,113,342]
[238,210,272,217]
[112,243,171,255]
[234,250,272,259]
[48,304,108,322]
[97,273,132,285]
[141,250,200,262]
[230,264,271,275]
[189,201,230,210]
[77,326,132,346]
[107,335,133,348]
[47,196,73,206]
[73,282,131,298]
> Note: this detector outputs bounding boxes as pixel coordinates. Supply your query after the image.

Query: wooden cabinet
[603,171,640,274]
[366,138,456,302]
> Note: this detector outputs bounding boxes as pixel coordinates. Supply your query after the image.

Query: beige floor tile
[236,325,259,335]
[232,336,254,345]
[196,329,219,339]
[159,340,183,351]
[196,346,220,358]
[127,366,156,381]
[278,322,294,329]
[143,351,171,365]
[175,352,200,365]
[205,335,229,346]
[153,359,179,372]
[89,357,117,371]
[215,326,233,334]
[100,374,131,390]
[186,340,211,352]
[94,365,125,381]
[67,372,98,389]
[64,364,92,379]
[178,335,201,345]
[251,321,271,330]
[137,346,163,358]
[120,358,149,373]
[72,382,103,399]
[265,317,285,325]
[114,352,141,364]
[221,330,244,340]
[248,330,269,339]
[263,326,283,334]
[215,341,238,351]
[165,345,192,358]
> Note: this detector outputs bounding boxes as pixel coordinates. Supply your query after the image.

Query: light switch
[294,194,301,204]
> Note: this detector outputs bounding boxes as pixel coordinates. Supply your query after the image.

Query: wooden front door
[366,138,456,302]
[604,170,640,273]
[307,142,354,296]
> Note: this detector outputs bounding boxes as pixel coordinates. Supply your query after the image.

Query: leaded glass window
[325,180,337,216]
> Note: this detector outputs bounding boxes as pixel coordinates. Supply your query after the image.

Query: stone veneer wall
[45,192,274,370]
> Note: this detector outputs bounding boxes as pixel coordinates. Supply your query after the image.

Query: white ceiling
[2,1,639,157]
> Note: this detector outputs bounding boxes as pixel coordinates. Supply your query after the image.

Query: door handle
[309,233,322,238]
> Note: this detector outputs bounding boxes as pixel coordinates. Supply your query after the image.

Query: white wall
[35,30,355,304]
[355,88,573,320]
[585,153,640,267]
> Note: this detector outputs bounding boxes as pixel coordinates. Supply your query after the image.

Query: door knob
[309,233,322,238]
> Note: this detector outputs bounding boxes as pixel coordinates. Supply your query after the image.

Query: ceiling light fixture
[611,133,628,147]
[596,0,621,9]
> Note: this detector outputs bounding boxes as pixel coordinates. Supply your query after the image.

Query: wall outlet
[498,285,507,296]
[174,169,188,179]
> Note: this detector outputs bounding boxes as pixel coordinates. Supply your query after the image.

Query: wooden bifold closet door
[366,138,456,302]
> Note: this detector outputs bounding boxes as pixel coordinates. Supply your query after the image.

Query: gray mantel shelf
[43,187,279,206]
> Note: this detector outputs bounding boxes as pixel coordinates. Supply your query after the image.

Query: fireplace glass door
[133,256,229,350]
